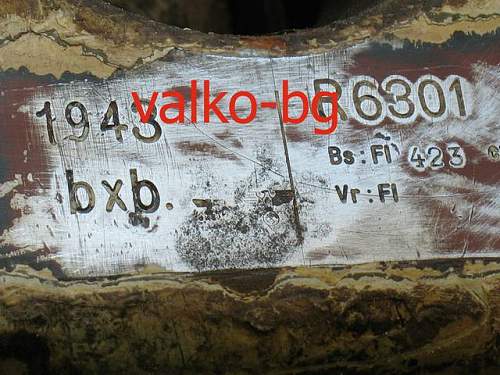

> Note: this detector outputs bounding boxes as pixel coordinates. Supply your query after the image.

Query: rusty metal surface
[0,259,499,374]
[0,0,500,279]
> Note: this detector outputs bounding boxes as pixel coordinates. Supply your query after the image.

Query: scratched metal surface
[0,32,499,277]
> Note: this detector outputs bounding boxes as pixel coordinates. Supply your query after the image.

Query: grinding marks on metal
[0,32,499,277]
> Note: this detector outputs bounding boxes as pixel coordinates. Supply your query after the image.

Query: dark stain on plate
[175,141,239,160]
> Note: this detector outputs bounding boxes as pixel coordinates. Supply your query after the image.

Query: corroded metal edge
[0,259,499,373]
[0,0,499,78]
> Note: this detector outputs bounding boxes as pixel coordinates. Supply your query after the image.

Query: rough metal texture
[1,260,500,374]
[0,0,499,373]
[0,0,499,77]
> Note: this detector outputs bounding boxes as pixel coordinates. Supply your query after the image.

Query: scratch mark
[462,205,475,257]
[274,89,303,244]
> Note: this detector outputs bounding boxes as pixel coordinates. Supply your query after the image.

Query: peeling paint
[0,175,21,199]
[0,33,116,78]
[392,14,500,43]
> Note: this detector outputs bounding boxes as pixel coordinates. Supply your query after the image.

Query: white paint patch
[1,45,499,277]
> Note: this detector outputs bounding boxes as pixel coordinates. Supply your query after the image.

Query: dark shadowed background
[108,0,381,35]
